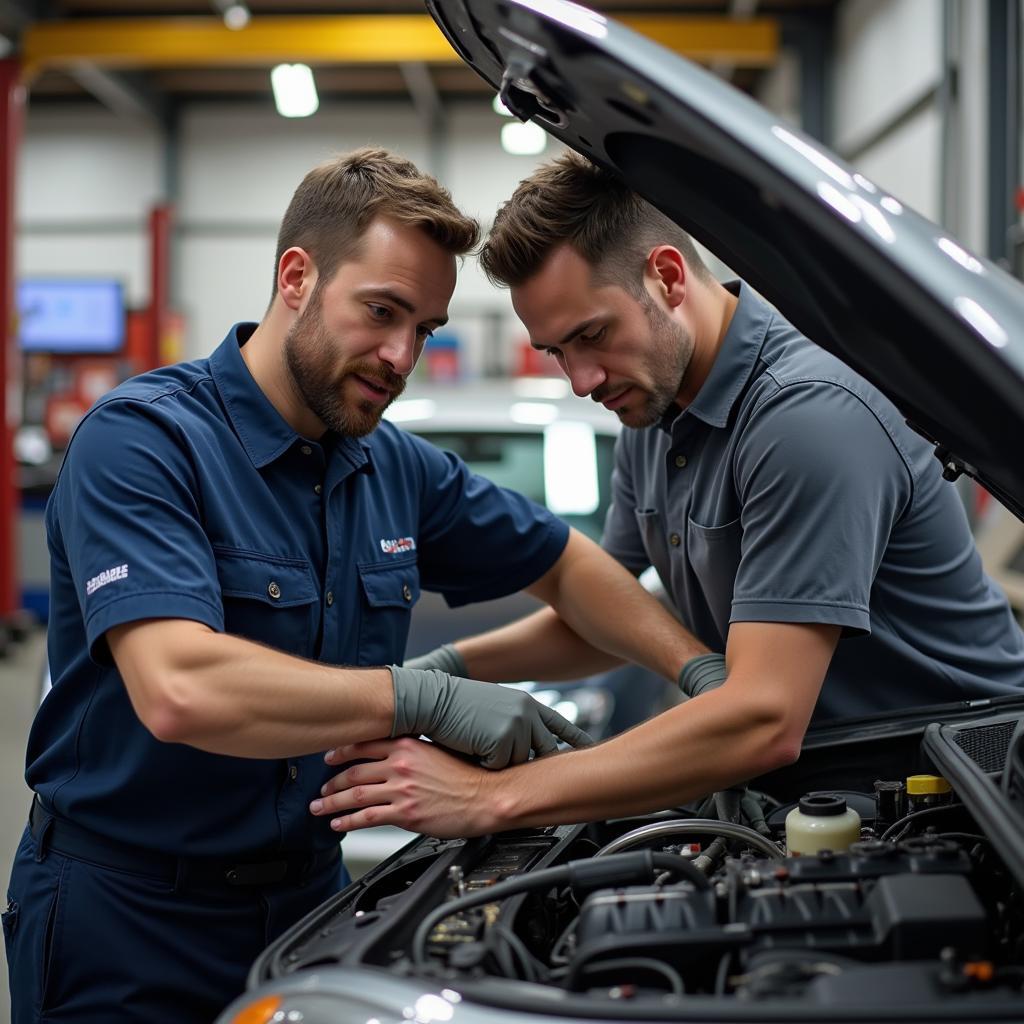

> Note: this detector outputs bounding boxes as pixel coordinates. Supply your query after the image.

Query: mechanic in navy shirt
[314,152,1024,840]
[4,149,702,1024]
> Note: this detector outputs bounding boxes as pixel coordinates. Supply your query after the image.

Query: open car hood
[427,0,1024,519]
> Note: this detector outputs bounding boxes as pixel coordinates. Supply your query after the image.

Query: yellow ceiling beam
[22,17,457,77]
[21,14,779,80]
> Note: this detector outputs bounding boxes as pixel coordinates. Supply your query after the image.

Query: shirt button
[326,591,334,607]
[669,533,681,547]
[289,765,298,781]
[402,583,412,602]
[267,581,282,599]
[675,454,687,468]
[300,445,312,456]
[314,483,323,495]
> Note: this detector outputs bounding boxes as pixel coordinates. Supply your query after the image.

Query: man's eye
[580,326,606,344]
[417,325,435,340]
[368,304,390,320]
[544,347,563,360]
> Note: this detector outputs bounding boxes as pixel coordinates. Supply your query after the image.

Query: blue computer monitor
[17,278,126,354]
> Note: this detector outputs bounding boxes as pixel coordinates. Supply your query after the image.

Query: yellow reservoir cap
[906,774,951,795]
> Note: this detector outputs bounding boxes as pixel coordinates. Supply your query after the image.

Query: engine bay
[249,703,1024,1019]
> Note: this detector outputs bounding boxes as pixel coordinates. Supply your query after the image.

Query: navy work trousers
[4,826,348,1023]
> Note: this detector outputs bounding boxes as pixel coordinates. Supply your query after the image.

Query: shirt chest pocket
[686,516,743,640]
[356,557,420,666]
[213,547,318,658]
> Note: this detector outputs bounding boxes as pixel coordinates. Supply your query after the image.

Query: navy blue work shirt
[603,282,1024,720]
[29,323,569,858]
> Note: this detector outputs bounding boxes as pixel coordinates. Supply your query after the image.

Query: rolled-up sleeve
[730,380,913,635]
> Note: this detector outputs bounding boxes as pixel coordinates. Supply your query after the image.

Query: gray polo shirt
[602,281,1024,720]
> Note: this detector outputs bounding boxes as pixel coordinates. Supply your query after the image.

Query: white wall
[17,108,162,307]
[831,0,944,223]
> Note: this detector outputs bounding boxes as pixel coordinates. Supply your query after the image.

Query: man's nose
[378,329,418,378]
[563,351,606,398]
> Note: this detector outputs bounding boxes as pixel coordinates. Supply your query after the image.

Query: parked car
[219,0,1022,1017]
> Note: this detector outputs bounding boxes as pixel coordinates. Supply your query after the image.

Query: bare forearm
[483,686,795,829]
[529,530,706,682]
[456,607,625,682]
[111,623,394,759]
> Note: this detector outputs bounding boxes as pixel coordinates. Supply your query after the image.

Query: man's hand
[389,665,593,769]
[311,738,496,838]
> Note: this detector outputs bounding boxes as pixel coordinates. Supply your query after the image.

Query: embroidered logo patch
[85,562,129,596]
[379,536,416,555]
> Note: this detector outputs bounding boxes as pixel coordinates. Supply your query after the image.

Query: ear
[644,246,687,310]
[277,247,318,313]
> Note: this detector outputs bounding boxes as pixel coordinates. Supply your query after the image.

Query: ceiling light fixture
[500,120,547,155]
[222,3,250,30]
[211,0,250,30]
[271,63,319,118]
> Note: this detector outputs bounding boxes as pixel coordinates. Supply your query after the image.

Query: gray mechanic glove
[677,652,728,698]
[389,664,594,769]
[403,643,468,677]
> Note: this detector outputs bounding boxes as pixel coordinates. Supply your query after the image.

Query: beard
[283,293,405,438]
[594,298,695,429]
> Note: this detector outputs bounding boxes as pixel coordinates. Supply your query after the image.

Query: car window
[414,429,617,542]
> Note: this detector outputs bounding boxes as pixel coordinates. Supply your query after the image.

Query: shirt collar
[209,323,373,470]
[666,280,772,432]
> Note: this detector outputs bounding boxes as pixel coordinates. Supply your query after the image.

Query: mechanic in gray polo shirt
[602,273,1024,721]
[308,154,1024,839]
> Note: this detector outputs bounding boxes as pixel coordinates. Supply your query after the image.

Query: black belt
[29,796,340,889]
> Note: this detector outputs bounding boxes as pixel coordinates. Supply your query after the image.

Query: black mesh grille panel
[952,720,1018,772]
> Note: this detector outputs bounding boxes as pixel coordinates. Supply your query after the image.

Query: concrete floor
[0,628,47,1024]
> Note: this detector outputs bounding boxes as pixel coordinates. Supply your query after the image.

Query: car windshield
[414,429,617,542]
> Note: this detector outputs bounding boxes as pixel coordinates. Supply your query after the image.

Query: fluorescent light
[772,125,856,191]
[501,120,547,156]
[954,297,1008,348]
[222,3,250,29]
[510,401,559,425]
[492,94,513,116]
[544,421,599,515]
[512,377,570,399]
[383,399,437,423]
[271,63,319,119]
[938,236,984,274]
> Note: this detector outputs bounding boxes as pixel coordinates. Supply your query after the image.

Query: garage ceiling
[1,0,839,115]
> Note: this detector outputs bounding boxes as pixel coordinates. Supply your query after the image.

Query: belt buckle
[225,859,289,886]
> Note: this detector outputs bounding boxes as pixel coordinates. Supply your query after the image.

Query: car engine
[246,704,1024,1019]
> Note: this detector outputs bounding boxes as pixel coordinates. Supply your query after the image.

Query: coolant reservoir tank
[785,793,862,855]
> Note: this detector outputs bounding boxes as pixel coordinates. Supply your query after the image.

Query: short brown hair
[272,147,479,301]
[481,152,710,296]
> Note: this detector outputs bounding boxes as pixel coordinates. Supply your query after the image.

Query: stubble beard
[613,300,694,429]
[284,295,405,438]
